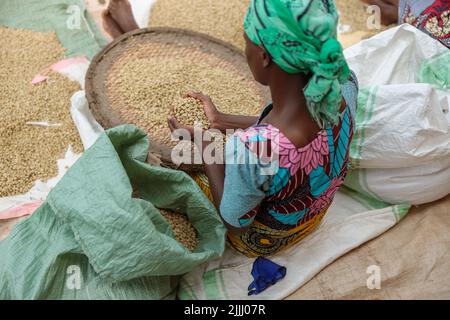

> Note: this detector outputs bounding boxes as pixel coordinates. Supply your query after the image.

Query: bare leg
[107,0,139,33]
[101,10,124,39]
[361,0,399,25]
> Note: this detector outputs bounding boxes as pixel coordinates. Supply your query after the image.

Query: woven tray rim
[85,27,268,173]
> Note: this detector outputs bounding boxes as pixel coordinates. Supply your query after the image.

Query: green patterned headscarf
[244,0,350,127]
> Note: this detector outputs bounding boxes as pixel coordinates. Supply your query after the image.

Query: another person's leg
[102,10,123,39]
[102,0,139,38]
[361,0,399,25]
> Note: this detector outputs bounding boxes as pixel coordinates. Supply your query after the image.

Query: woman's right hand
[186,92,259,131]
[187,92,224,130]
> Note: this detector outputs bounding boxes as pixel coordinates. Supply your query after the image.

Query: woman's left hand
[167,116,208,150]
[167,115,195,139]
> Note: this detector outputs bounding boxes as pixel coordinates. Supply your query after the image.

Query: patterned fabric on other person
[399,0,450,49]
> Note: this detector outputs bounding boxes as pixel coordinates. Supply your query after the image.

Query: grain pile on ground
[106,54,262,146]
[0,27,83,197]
[160,209,198,251]
[336,0,391,41]
[172,96,209,129]
[149,0,250,50]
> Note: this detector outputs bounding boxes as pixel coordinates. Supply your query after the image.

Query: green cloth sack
[0,0,107,59]
[0,125,226,299]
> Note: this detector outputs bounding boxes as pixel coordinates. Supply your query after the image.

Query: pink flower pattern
[306,177,344,220]
[297,131,329,175]
[239,125,329,176]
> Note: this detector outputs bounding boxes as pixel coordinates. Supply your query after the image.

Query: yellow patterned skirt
[191,173,326,257]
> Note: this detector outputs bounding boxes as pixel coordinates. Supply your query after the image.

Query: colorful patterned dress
[399,0,450,49]
[219,75,358,257]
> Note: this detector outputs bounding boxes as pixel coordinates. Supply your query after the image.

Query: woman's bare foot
[107,0,139,33]
[102,10,124,39]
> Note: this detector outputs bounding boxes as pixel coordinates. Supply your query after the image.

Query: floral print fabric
[220,76,358,257]
[399,0,450,49]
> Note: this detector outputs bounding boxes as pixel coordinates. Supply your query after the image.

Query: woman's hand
[167,114,210,151]
[188,92,260,131]
[187,92,223,130]
[167,115,196,140]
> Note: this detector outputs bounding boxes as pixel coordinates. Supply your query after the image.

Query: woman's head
[244,33,272,85]
[243,0,350,127]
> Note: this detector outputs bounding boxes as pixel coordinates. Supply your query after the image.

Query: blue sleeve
[219,134,270,228]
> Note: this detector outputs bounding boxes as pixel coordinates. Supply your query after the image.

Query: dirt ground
[288,194,450,299]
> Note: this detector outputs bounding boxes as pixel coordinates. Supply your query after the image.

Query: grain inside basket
[0,27,83,197]
[172,96,209,129]
[106,51,262,146]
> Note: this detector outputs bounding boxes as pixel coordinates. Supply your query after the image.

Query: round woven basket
[85,27,270,173]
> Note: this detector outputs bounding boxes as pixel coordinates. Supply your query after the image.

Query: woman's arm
[167,117,249,236]
[212,113,259,132]
[187,92,259,132]
[201,140,249,236]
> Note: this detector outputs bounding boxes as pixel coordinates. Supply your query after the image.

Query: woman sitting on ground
[105,0,358,257]
[168,0,358,257]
